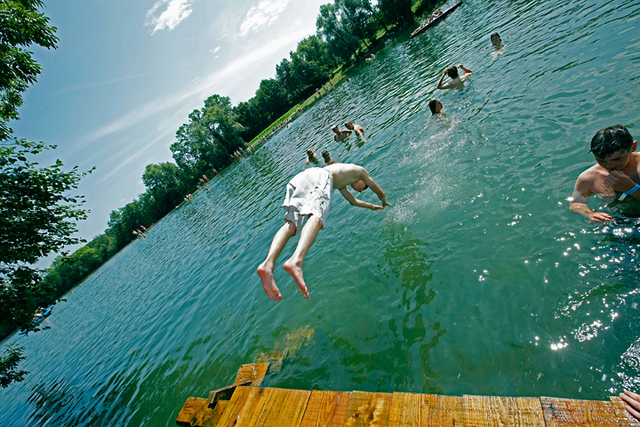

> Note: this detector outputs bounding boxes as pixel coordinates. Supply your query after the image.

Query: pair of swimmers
[333,122,365,141]
[427,64,473,116]
[304,149,334,169]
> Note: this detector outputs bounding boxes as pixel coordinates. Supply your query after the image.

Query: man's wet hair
[590,125,634,158]
[321,150,331,160]
[491,32,500,40]
[446,65,459,79]
[428,99,438,115]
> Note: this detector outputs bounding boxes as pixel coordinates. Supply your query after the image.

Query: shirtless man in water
[345,121,365,137]
[570,125,640,221]
[332,126,352,142]
[257,163,391,301]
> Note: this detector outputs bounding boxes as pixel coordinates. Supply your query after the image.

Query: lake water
[2,0,640,425]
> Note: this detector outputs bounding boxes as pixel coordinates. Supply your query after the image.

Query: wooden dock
[176,364,640,427]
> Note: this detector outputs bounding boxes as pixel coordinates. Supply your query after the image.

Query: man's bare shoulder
[578,163,607,180]
[575,163,608,194]
[325,163,364,188]
[325,163,359,174]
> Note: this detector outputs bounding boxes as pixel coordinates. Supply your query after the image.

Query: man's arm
[359,168,391,207]
[339,188,384,210]
[436,71,449,89]
[569,180,611,221]
[459,64,473,78]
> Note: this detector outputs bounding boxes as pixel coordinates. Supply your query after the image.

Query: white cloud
[145,0,193,34]
[81,28,311,148]
[239,0,290,37]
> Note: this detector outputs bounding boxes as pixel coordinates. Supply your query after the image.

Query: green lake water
[2,0,640,425]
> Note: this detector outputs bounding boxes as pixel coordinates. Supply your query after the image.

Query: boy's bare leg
[283,215,323,299]
[257,221,296,301]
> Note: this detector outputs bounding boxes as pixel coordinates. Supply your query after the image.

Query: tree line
[0,0,439,386]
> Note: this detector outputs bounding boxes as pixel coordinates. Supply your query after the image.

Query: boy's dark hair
[491,32,500,39]
[321,150,330,159]
[428,99,438,115]
[590,125,634,158]
[446,65,459,79]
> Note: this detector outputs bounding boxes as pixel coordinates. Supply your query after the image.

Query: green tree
[253,79,289,124]
[337,0,376,49]
[142,162,183,214]
[377,0,414,28]
[234,98,264,142]
[316,3,360,64]
[0,0,58,141]
[293,35,335,70]
[0,140,89,327]
[0,344,27,388]
[0,4,90,389]
[171,94,244,187]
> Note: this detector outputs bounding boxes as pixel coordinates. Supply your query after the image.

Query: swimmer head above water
[490,32,502,47]
[428,99,443,115]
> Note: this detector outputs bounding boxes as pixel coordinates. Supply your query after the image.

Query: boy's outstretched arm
[339,188,385,210]
[360,171,391,207]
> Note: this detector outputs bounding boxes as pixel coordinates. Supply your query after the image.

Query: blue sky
[13,0,327,256]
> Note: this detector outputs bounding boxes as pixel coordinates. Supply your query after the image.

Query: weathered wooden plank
[176,397,208,426]
[243,387,289,426]
[234,387,310,427]
[216,386,261,427]
[389,392,422,426]
[194,401,229,427]
[609,396,640,427]
[424,394,465,426]
[235,363,269,386]
[274,389,311,426]
[344,390,392,427]
[300,390,352,427]
[541,396,619,427]
[463,395,545,427]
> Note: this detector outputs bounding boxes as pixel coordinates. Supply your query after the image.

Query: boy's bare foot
[283,258,309,299]
[257,263,282,301]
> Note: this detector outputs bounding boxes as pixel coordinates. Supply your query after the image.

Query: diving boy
[570,125,640,221]
[257,163,391,301]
